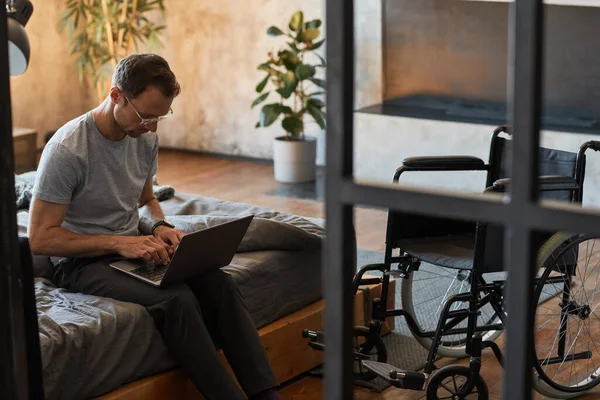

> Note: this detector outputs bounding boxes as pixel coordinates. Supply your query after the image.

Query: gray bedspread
[35,277,177,400]
[159,193,325,328]
[17,191,325,400]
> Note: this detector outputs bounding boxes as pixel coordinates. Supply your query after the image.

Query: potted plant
[252,11,326,183]
[58,0,167,103]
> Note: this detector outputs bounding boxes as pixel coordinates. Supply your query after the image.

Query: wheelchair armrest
[401,156,486,171]
[493,175,580,192]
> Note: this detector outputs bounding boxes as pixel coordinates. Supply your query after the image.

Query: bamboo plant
[58,0,167,102]
[252,11,326,140]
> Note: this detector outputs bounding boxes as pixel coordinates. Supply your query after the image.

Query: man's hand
[114,235,172,265]
[153,226,185,255]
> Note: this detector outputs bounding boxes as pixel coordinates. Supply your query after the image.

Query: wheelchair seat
[398,234,476,270]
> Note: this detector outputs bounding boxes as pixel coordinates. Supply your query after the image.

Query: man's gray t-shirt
[33,111,158,260]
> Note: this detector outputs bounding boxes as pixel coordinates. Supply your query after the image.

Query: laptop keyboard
[131,262,169,282]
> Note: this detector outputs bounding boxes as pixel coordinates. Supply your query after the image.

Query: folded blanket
[14,171,175,210]
[15,171,36,210]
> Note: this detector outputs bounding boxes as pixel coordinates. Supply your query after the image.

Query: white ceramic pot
[273,135,317,183]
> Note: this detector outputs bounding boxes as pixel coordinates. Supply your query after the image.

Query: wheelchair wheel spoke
[534,234,600,394]
[440,382,454,395]
[402,262,503,357]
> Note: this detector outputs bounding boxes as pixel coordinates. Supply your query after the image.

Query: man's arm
[138,178,166,235]
[138,178,184,250]
[28,197,171,264]
[28,197,118,257]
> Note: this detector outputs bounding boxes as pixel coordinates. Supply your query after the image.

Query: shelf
[356,95,600,135]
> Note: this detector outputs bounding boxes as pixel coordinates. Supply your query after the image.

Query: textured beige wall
[155,0,381,163]
[9,0,382,163]
[155,0,326,161]
[355,0,382,110]
[10,0,95,149]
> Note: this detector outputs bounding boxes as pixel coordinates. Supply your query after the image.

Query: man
[28,53,280,400]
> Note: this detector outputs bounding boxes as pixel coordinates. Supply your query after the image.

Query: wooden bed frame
[95,276,396,400]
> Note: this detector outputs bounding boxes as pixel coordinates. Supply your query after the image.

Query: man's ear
[109,87,122,105]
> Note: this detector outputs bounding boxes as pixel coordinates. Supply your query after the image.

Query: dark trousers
[55,256,278,400]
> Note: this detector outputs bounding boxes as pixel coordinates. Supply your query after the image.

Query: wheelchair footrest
[362,360,427,391]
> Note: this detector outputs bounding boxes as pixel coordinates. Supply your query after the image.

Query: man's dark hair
[112,53,181,99]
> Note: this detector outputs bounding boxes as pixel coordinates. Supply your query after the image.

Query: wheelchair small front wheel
[426,365,488,400]
[352,326,388,382]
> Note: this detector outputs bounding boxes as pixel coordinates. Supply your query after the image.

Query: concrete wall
[9,1,95,149]
[153,0,381,165]
[383,0,600,115]
[154,0,325,161]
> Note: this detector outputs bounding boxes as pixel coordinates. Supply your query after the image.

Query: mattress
[225,249,322,329]
[18,191,325,400]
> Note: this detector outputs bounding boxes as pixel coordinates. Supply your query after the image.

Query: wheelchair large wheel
[531,232,600,398]
[401,266,504,358]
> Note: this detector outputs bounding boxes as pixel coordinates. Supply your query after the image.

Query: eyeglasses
[125,96,174,126]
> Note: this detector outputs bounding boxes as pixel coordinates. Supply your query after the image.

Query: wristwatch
[151,219,175,235]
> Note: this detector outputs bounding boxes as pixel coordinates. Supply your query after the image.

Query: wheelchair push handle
[586,141,600,152]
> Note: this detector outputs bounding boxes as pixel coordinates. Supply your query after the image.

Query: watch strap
[151,219,175,235]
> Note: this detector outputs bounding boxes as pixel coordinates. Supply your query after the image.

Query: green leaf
[289,11,304,32]
[257,63,278,75]
[309,77,326,88]
[251,92,270,108]
[308,91,326,97]
[277,71,297,98]
[277,104,294,115]
[282,116,304,136]
[306,19,322,29]
[307,98,325,108]
[295,64,316,81]
[277,85,297,99]
[280,70,297,87]
[310,38,325,50]
[315,53,326,67]
[259,103,283,127]
[306,104,326,130]
[287,42,300,54]
[255,122,261,128]
[304,28,320,42]
[258,62,271,70]
[256,75,270,92]
[278,50,301,71]
[267,26,284,36]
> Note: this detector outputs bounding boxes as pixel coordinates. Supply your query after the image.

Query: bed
[15,172,329,400]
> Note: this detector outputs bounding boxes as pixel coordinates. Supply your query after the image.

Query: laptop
[109,215,253,287]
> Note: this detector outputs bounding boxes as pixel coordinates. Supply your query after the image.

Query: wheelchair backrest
[490,137,580,201]
[484,136,580,272]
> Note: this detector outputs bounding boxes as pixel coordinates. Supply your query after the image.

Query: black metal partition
[324,0,600,399]
[0,4,37,400]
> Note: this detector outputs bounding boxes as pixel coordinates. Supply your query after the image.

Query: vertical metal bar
[504,0,544,398]
[507,0,543,206]
[324,0,355,398]
[0,5,31,400]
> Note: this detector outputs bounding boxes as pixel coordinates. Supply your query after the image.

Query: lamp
[6,0,33,76]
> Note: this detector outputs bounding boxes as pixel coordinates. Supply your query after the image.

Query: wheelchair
[303,125,600,399]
